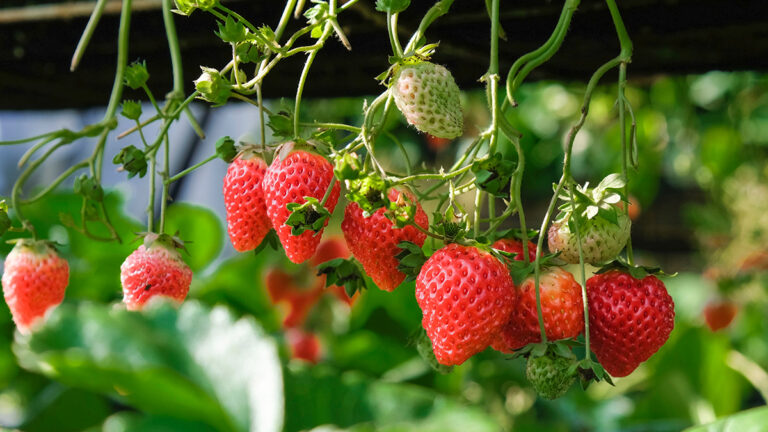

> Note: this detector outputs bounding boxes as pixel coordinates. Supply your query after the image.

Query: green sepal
[595,258,677,279]
[73,174,104,202]
[316,258,367,298]
[345,174,390,215]
[113,145,148,179]
[215,15,247,44]
[267,111,294,139]
[284,197,331,236]
[472,153,516,198]
[492,228,539,243]
[493,251,561,286]
[123,60,149,90]
[193,67,232,106]
[120,100,143,121]
[395,241,428,283]
[333,153,362,181]
[413,328,453,374]
[252,229,281,256]
[430,210,468,244]
[576,358,614,390]
[216,136,238,163]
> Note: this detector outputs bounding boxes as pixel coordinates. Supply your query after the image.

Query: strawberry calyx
[6,238,60,256]
[594,258,677,280]
[285,197,332,237]
[572,357,615,389]
[555,173,628,232]
[316,257,367,298]
[395,240,429,283]
[488,228,539,244]
[345,174,391,216]
[139,232,188,256]
[493,251,562,286]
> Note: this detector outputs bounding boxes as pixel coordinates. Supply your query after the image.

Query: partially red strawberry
[2,240,69,334]
[287,328,321,363]
[587,270,675,377]
[416,244,515,366]
[121,234,192,311]
[492,267,583,353]
[262,146,340,264]
[492,237,537,263]
[704,300,738,332]
[223,151,271,252]
[342,189,428,292]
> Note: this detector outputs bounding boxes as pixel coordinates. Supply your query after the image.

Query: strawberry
[121,234,192,311]
[342,189,428,292]
[223,151,271,252]
[587,270,675,377]
[492,267,583,353]
[2,240,69,334]
[262,147,340,264]
[286,328,321,363]
[548,214,631,264]
[526,348,577,400]
[391,61,463,139]
[703,300,737,332]
[492,237,537,263]
[416,244,515,366]
[548,175,631,264]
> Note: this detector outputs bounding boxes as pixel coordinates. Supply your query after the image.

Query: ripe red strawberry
[342,189,428,292]
[121,235,193,311]
[287,328,321,363]
[262,147,340,264]
[492,267,583,353]
[587,270,675,377]
[223,152,271,252]
[492,237,537,263]
[703,300,737,332]
[416,244,515,366]
[2,240,69,334]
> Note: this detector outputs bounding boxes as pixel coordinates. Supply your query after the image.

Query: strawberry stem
[569,184,592,360]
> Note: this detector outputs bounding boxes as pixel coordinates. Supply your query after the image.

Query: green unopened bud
[120,100,143,121]
[345,174,389,215]
[194,67,232,106]
[0,200,10,236]
[124,60,149,89]
[113,145,148,179]
[74,174,104,202]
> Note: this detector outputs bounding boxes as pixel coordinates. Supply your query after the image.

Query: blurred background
[1,1,768,431]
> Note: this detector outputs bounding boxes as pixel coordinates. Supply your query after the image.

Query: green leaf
[13,301,283,432]
[163,203,223,272]
[683,406,768,432]
[471,153,516,198]
[375,0,410,13]
[96,412,216,432]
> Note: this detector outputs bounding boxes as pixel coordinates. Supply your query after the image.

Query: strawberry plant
[10,0,764,430]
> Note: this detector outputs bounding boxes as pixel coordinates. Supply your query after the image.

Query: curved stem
[70,0,109,71]
[21,161,88,204]
[568,183,591,360]
[293,24,333,137]
[103,0,132,122]
[166,154,217,184]
[159,135,170,233]
[162,0,184,96]
[387,11,404,57]
[618,62,635,265]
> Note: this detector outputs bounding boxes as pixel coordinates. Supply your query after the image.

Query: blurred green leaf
[164,204,223,272]
[13,300,283,432]
[683,406,768,432]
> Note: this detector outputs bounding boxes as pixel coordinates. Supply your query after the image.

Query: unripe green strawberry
[121,234,192,310]
[263,148,340,264]
[416,244,515,366]
[342,189,428,291]
[2,240,69,334]
[526,349,576,400]
[223,152,271,252]
[548,211,631,264]
[587,270,675,377]
[391,62,463,139]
